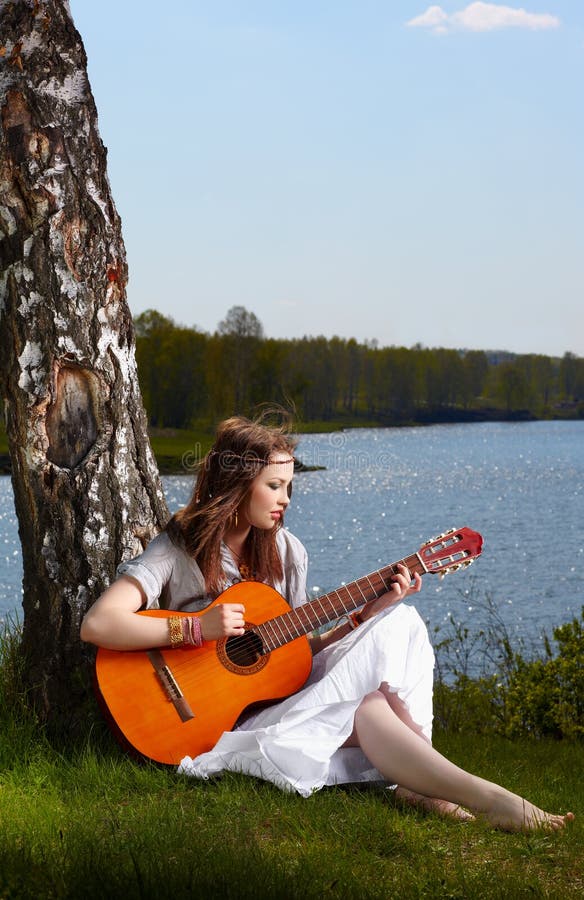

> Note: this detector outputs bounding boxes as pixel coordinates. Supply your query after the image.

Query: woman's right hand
[199,602,246,640]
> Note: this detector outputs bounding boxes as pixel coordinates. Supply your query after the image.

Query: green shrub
[503,611,584,740]
[433,594,584,741]
[433,674,502,734]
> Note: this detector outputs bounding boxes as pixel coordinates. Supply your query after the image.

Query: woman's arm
[80,576,168,650]
[309,618,354,654]
[80,576,247,651]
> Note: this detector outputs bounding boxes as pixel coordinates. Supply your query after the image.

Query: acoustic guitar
[95,526,483,764]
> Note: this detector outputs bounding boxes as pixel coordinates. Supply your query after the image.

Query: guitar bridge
[147,649,195,723]
[157,664,183,701]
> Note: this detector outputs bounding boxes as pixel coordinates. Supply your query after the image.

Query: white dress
[117,528,435,798]
[179,601,434,797]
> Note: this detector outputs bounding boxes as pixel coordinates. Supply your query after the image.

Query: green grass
[1,621,582,899]
[0,722,581,899]
[147,427,214,475]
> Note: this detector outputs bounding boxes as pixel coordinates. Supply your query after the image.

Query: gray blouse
[116,527,309,613]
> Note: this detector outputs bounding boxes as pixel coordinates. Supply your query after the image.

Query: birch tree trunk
[0,0,169,728]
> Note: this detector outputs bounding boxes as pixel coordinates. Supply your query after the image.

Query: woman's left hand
[358,563,422,623]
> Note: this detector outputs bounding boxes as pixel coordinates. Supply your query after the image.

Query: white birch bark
[0,0,168,724]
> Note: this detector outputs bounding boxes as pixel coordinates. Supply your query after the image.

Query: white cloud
[407,5,450,31]
[406,3,560,35]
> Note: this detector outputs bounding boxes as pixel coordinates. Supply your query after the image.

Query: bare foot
[394,786,475,822]
[482,788,575,833]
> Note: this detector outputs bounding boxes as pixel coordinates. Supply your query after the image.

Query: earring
[233,509,238,528]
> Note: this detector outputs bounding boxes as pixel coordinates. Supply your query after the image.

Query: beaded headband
[207,450,295,464]
[203,451,296,476]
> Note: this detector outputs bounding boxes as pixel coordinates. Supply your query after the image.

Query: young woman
[81,415,574,832]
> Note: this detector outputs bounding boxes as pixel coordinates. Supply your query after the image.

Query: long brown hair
[166,415,297,595]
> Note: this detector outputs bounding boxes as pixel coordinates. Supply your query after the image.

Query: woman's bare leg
[354,691,574,832]
[379,684,474,821]
[343,687,473,822]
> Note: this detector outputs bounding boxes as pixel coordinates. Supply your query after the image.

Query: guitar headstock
[418,527,483,577]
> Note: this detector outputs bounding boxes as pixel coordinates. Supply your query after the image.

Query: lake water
[1,421,583,658]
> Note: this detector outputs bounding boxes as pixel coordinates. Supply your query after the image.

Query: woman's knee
[355,689,387,721]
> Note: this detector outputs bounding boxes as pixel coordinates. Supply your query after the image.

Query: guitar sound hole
[225,630,265,668]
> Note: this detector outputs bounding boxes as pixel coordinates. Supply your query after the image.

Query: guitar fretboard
[254,551,424,652]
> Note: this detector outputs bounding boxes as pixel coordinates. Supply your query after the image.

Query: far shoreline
[2,410,582,476]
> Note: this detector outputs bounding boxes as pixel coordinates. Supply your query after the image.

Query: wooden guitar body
[94,582,313,765]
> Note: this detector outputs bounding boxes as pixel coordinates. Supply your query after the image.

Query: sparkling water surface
[2,421,583,653]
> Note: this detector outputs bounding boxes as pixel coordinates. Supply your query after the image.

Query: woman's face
[242,453,294,530]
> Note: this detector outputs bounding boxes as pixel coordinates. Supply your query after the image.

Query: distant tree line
[134,307,584,429]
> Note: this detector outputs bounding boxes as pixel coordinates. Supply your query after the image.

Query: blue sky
[70,2,583,356]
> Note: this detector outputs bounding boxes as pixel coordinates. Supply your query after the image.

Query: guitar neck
[254,551,425,652]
